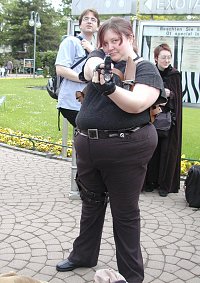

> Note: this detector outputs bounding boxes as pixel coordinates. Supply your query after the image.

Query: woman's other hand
[165,88,171,97]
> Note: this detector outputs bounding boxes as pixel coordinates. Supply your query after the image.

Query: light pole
[29,11,41,78]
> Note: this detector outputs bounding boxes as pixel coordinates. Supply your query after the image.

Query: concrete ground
[0,145,200,283]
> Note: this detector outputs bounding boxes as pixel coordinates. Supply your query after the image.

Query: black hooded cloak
[146,64,182,193]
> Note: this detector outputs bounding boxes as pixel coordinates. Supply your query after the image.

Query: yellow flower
[0,127,72,157]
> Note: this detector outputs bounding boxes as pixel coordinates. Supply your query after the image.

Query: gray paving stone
[177,259,196,269]
[191,265,200,276]
[164,263,180,273]
[175,250,193,260]
[174,269,195,281]
[159,271,177,282]
[188,279,200,283]
[1,146,200,283]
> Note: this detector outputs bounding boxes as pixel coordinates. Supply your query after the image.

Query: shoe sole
[159,193,168,197]
[56,266,79,272]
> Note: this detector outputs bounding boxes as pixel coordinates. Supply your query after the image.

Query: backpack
[184,165,200,208]
[46,35,88,100]
[46,75,64,100]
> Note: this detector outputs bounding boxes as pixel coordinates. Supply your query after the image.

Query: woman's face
[156,50,172,70]
[101,29,133,62]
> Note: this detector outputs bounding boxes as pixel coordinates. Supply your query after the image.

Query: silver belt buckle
[88,129,99,139]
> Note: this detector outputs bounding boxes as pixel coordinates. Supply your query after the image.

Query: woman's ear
[129,34,134,44]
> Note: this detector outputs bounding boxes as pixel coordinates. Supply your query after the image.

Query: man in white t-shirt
[55,9,100,127]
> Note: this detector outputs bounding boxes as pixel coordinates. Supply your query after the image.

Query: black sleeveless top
[76,49,166,130]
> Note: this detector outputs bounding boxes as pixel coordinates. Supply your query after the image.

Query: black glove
[78,71,88,82]
[93,81,116,96]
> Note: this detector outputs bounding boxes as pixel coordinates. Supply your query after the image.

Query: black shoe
[159,190,168,197]
[56,259,81,272]
[144,185,154,192]
[144,182,160,192]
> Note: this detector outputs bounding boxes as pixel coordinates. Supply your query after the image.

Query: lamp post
[29,11,41,78]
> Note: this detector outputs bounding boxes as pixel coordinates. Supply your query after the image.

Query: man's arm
[56,65,84,83]
[83,56,104,81]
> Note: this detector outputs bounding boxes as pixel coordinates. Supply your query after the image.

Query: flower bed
[0,127,199,175]
[0,127,72,157]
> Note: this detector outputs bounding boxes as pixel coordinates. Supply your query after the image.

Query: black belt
[77,125,147,139]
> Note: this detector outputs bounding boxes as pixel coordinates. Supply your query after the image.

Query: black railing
[0,131,65,150]
[0,131,71,159]
[181,158,200,163]
[0,131,199,162]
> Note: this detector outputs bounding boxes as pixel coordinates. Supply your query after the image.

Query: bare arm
[56,65,84,83]
[108,84,160,113]
[84,56,104,81]
[85,56,160,113]
[56,48,98,83]
[94,67,160,113]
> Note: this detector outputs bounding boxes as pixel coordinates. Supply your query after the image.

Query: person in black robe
[145,43,182,197]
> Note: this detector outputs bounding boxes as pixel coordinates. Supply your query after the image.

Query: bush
[39,50,57,77]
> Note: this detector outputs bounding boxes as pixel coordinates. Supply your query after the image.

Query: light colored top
[55,35,88,110]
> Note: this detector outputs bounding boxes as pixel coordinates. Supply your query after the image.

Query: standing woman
[145,43,182,196]
[56,17,166,283]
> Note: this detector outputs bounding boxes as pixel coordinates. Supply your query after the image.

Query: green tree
[2,0,66,58]
[0,1,6,44]
[58,0,75,33]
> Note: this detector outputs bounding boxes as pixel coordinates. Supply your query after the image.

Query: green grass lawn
[182,107,200,160]
[0,77,73,142]
[0,77,199,160]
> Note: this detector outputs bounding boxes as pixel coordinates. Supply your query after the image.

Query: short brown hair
[79,9,100,27]
[97,17,138,52]
[154,43,172,59]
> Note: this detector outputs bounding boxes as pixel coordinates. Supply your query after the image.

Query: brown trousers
[69,124,158,283]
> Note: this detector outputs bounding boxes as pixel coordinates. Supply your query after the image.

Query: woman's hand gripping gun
[93,55,116,96]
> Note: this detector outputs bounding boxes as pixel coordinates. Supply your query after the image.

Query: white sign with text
[139,0,200,14]
[143,26,200,37]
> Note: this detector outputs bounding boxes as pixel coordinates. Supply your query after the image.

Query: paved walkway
[0,74,43,79]
[0,145,200,283]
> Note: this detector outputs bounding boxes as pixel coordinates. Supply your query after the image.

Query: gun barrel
[104,55,112,82]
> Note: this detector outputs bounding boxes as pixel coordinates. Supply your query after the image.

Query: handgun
[104,55,112,82]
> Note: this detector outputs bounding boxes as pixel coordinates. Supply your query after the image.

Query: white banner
[143,26,200,38]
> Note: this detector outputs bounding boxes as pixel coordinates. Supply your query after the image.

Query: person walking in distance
[56,17,167,283]
[55,9,100,127]
[6,60,13,75]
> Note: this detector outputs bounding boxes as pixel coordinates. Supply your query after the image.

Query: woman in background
[145,43,182,197]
